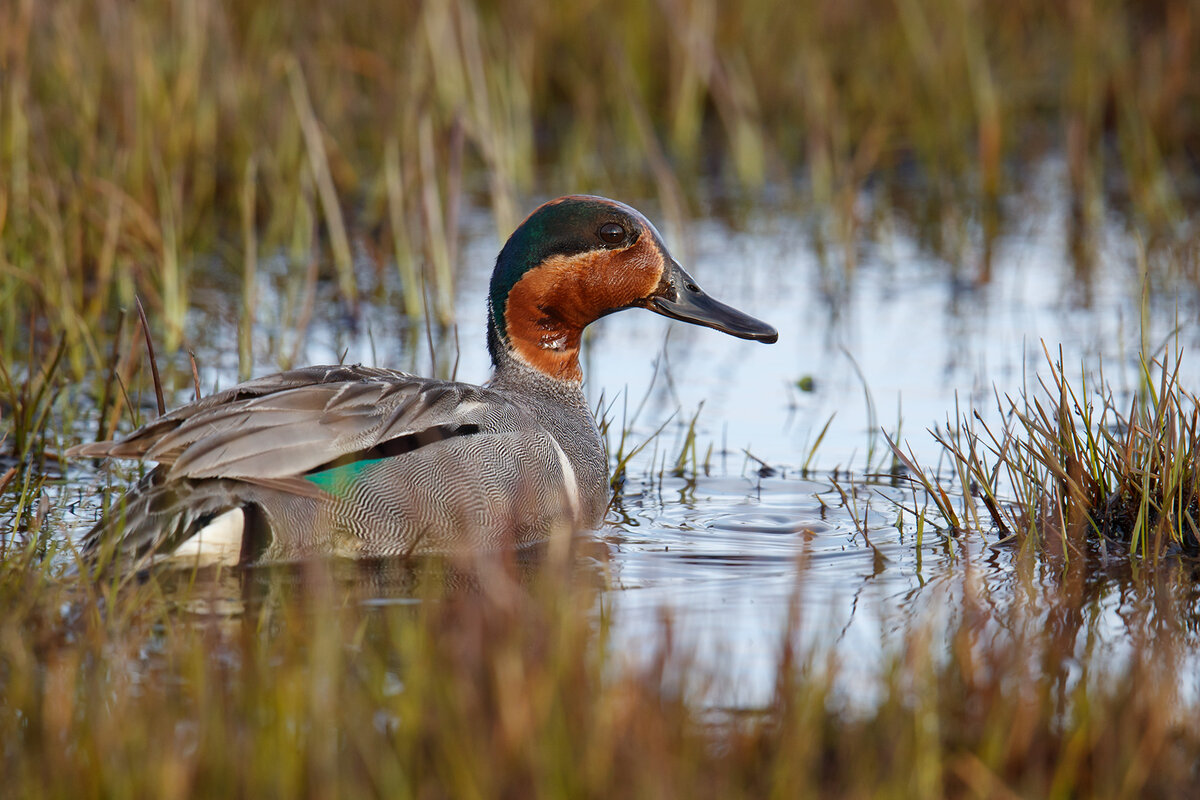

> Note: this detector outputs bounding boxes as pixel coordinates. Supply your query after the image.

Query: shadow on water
[148,536,615,619]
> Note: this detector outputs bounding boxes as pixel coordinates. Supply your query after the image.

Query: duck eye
[597,223,626,245]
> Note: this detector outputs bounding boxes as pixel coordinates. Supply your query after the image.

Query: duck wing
[67,365,511,482]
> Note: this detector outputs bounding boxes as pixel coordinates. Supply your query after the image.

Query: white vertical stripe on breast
[546,436,581,521]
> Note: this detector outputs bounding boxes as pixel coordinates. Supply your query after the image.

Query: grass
[2,537,1199,798]
[4,1,1200,379]
[902,343,1200,563]
[4,0,1200,795]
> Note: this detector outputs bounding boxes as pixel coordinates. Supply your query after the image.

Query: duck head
[488,195,778,382]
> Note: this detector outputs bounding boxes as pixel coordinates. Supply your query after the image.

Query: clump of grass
[0,334,67,466]
[596,358,683,494]
[912,343,1200,561]
[0,333,69,551]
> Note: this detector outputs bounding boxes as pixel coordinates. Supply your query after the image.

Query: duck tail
[79,470,268,572]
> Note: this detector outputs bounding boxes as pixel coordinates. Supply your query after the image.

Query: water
[38,162,1200,707]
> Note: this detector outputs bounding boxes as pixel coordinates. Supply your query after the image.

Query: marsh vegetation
[4,0,1200,796]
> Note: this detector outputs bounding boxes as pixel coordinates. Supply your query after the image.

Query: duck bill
[643,261,778,343]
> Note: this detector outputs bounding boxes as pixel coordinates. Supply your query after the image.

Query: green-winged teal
[70,195,777,566]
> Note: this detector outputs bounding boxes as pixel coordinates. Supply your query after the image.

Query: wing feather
[68,365,517,481]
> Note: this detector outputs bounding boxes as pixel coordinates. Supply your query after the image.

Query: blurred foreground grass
[2,543,1199,798]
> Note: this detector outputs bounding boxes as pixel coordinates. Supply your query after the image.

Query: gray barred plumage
[72,359,609,565]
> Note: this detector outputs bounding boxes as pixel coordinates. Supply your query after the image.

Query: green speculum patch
[305,458,386,498]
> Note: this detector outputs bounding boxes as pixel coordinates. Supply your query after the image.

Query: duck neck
[487,306,586,387]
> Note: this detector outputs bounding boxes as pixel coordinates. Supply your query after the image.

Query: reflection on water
[30,164,1200,708]
[155,542,606,615]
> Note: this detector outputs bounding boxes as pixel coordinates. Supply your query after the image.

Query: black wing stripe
[303,422,482,476]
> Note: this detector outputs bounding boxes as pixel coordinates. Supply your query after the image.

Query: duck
[69,195,777,568]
